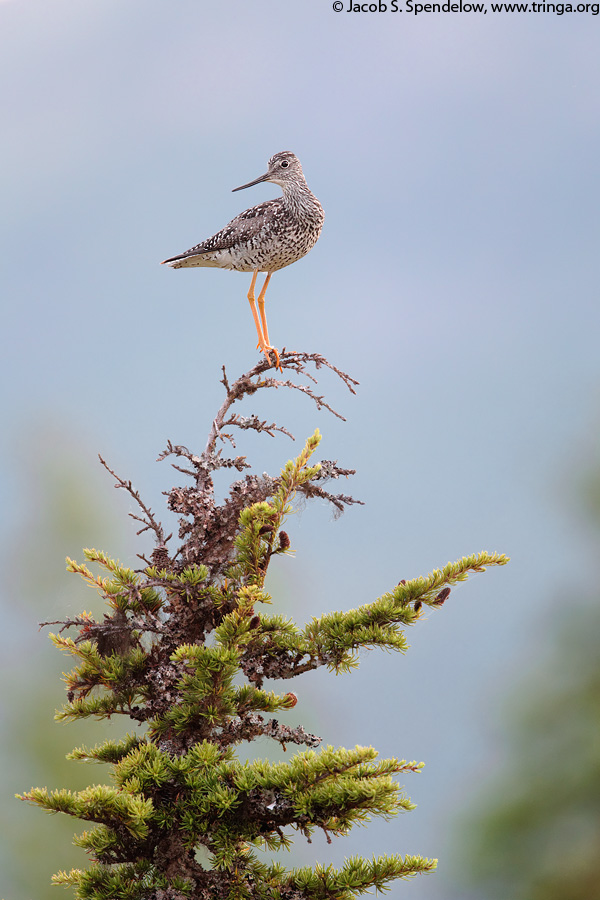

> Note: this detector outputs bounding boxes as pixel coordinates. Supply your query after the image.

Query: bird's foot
[258,343,282,372]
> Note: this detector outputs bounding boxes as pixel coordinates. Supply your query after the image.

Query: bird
[161,151,324,370]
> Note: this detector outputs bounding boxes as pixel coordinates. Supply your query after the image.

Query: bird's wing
[170,199,284,261]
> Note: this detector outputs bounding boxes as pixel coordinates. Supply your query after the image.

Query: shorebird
[161,151,324,369]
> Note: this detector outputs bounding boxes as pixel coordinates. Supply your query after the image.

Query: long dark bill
[232,172,270,192]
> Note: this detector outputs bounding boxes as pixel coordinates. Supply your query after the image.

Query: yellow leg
[247,269,270,362]
[257,273,281,371]
[257,273,272,345]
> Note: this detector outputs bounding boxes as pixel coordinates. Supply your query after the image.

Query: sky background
[1,1,599,898]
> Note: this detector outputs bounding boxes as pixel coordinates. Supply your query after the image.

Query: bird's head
[232,151,304,192]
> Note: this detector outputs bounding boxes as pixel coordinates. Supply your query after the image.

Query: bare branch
[204,352,358,459]
[98,455,168,550]
[223,414,294,441]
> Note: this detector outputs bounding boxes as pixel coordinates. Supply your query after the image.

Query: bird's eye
[280,160,289,168]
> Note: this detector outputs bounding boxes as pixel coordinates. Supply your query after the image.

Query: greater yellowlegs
[161,151,324,369]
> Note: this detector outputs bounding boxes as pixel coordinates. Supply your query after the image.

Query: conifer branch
[240,551,509,685]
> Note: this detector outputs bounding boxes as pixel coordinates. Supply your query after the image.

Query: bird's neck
[281,181,323,223]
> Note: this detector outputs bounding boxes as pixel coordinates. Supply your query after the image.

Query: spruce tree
[20,353,508,900]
